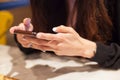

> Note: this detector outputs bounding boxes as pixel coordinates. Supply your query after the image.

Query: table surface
[0,45,120,80]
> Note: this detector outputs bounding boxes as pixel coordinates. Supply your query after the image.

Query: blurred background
[0,0,31,46]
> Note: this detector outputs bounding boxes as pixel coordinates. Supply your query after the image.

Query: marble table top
[0,45,120,80]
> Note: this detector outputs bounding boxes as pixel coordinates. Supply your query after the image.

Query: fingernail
[24,18,31,30]
[52,27,57,32]
[36,33,42,38]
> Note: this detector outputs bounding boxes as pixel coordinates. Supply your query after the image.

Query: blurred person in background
[10,0,120,69]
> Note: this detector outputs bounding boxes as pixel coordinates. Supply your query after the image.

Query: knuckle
[60,25,64,28]
[19,38,27,44]
[69,27,74,31]
[56,33,65,40]
[22,43,28,48]
[58,37,64,41]
[54,47,59,51]
[57,43,63,49]
[57,43,61,47]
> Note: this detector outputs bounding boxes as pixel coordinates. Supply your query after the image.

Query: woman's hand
[10,18,33,47]
[36,25,97,58]
[9,18,49,51]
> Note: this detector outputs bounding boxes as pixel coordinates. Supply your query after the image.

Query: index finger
[36,33,61,41]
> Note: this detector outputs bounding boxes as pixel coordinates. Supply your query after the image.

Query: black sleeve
[14,34,41,55]
[90,42,120,69]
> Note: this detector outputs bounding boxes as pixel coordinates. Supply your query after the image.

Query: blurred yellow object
[0,74,18,80]
[0,11,13,45]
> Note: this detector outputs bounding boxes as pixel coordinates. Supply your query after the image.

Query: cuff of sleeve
[90,42,113,65]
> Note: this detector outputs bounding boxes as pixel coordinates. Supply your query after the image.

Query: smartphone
[14,30,37,38]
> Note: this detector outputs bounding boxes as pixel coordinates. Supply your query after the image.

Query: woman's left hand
[28,25,96,58]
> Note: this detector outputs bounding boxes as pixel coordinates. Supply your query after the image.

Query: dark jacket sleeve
[14,34,41,55]
[90,0,120,69]
[91,42,120,69]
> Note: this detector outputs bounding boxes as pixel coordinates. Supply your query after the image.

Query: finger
[9,25,25,34]
[9,26,19,34]
[46,40,59,49]
[23,18,33,31]
[18,23,26,30]
[52,25,76,33]
[17,34,30,44]
[36,32,61,41]
[9,23,27,34]
[23,18,31,27]
[20,35,57,51]
[24,36,59,51]
[26,42,55,52]
[24,36,49,45]
[40,45,55,52]
[21,42,31,48]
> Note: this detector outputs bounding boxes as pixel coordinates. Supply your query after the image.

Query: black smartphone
[14,30,37,38]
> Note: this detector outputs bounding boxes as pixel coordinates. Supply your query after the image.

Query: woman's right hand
[10,18,51,52]
[9,18,34,48]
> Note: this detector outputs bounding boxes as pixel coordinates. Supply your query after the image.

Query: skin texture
[10,18,96,58]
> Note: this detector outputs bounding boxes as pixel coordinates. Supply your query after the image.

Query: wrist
[84,41,97,58]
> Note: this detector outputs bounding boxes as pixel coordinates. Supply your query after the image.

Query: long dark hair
[30,0,113,43]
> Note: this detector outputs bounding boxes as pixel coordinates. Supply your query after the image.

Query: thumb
[23,18,33,31]
[52,25,75,33]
